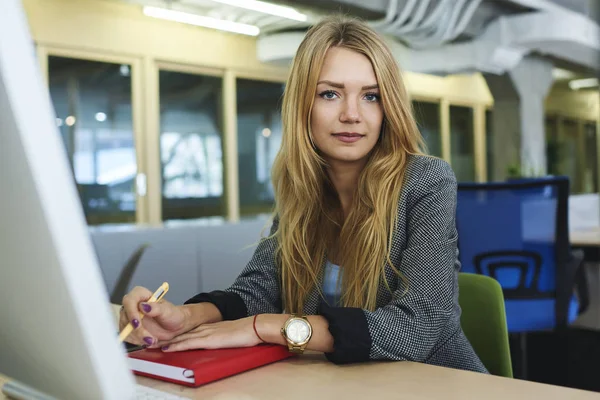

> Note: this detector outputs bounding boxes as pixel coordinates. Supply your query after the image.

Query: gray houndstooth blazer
[186,155,488,373]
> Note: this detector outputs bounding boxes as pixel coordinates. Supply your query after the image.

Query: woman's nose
[339,99,361,123]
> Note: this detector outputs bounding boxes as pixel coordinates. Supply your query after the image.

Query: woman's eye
[319,90,338,100]
[364,93,380,102]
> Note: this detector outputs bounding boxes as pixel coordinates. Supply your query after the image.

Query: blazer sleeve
[320,158,460,364]
[184,219,282,320]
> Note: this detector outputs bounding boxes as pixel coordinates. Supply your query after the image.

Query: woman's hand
[159,317,262,352]
[119,286,190,347]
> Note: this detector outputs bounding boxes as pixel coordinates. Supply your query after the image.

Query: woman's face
[310,46,383,166]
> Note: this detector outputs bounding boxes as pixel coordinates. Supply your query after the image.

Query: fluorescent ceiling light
[568,78,599,90]
[204,0,307,22]
[552,67,575,81]
[143,6,260,36]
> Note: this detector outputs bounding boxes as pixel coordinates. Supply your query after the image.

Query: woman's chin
[323,150,371,165]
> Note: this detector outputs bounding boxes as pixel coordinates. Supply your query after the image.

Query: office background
[23,0,600,226]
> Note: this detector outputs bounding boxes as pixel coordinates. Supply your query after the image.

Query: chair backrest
[456,177,573,330]
[458,272,513,378]
[109,243,150,304]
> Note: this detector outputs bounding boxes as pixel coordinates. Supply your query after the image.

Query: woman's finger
[118,308,145,345]
[118,307,129,331]
[121,287,164,346]
[137,299,173,318]
[138,300,187,333]
[123,322,157,347]
[121,286,153,339]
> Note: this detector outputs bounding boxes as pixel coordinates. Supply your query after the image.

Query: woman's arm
[165,158,461,363]
[361,158,458,362]
[257,314,334,353]
[183,218,283,321]
[179,302,224,329]
[162,158,482,374]
[157,311,335,353]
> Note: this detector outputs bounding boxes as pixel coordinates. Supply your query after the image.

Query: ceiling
[117,0,600,76]
[119,0,312,34]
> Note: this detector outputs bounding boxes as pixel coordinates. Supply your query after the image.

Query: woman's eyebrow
[317,80,379,90]
[361,84,379,90]
[317,80,344,88]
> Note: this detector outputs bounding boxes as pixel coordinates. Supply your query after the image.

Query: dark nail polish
[161,345,169,351]
[132,319,139,329]
[144,337,154,345]
[142,303,151,313]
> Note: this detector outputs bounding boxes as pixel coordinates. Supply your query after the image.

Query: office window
[236,78,284,216]
[583,122,598,193]
[412,101,442,157]
[48,56,137,225]
[486,109,494,181]
[450,105,475,182]
[545,116,560,176]
[159,71,224,220]
[560,119,581,192]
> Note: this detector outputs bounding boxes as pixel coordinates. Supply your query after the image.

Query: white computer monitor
[0,1,138,399]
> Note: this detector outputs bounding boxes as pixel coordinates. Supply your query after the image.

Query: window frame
[154,61,227,222]
[38,45,147,223]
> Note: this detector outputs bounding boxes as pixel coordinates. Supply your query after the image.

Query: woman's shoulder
[404,154,456,182]
[403,154,457,189]
[397,155,457,209]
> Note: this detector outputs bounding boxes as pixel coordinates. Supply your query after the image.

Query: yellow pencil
[118,282,169,343]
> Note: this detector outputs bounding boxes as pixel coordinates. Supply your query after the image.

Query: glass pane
[486,109,493,181]
[48,56,136,225]
[560,119,581,192]
[583,122,598,193]
[450,105,475,182]
[159,71,224,220]
[412,101,441,157]
[236,78,284,216]
[545,116,560,176]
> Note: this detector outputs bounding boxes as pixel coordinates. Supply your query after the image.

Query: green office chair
[458,272,513,378]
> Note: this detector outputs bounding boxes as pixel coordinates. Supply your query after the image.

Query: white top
[322,260,342,306]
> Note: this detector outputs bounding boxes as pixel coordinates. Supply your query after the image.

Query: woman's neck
[326,158,367,218]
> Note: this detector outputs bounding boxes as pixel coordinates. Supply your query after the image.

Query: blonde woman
[120,16,487,373]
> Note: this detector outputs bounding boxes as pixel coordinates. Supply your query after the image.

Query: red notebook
[127,344,295,387]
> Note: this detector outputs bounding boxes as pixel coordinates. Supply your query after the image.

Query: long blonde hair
[271,15,425,313]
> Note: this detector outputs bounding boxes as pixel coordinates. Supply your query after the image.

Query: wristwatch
[281,314,312,354]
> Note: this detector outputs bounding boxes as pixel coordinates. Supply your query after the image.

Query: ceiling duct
[257,0,600,74]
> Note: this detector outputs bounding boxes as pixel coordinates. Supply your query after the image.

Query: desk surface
[572,227,600,247]
[2,355,599,400]
[3,311,600,400]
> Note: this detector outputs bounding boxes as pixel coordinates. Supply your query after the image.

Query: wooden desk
[527,228,600,248]
[570,228,600,331]
[3,355,599,400]
[3,305,599,399]
[571,227,600,248]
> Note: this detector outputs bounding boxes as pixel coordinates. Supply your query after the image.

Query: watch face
[286,319,311,344]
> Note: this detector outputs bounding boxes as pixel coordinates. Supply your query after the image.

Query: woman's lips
[332,132,364,143]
